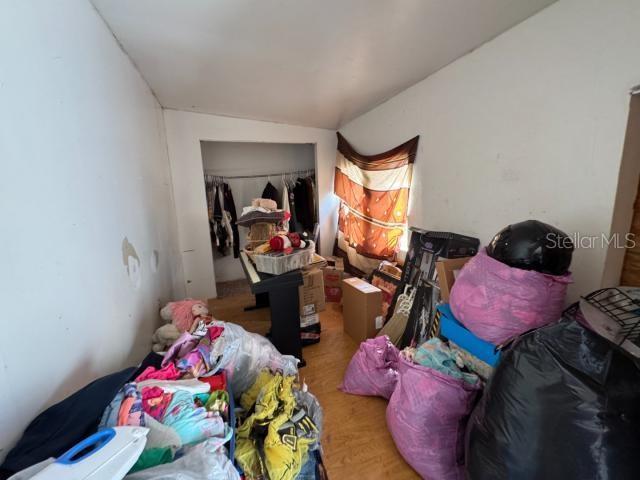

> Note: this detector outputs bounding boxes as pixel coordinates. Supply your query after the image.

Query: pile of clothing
[99,369,234,475]
[235,370,324,480]
[1,319,324,480]
[400,338,479,386]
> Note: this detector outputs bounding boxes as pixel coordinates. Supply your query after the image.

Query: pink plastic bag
[450,249,572,345]
[386,356,480,480]
[340,336,399,399]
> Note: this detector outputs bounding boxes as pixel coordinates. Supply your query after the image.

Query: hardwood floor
[208,291,420,480]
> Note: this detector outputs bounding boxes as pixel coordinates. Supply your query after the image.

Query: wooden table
[239,251,305,366]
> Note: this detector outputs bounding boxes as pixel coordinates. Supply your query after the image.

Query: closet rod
[203,168,314,180]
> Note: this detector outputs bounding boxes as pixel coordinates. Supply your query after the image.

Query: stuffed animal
[152,299,214,352]
[151,323,181,353]
[160,299,210,332]
[269,232,308,253]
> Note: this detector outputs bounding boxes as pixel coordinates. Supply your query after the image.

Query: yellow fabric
[235,372,283,478]
[240,369,274,411]
[263,376,316,480]
[236,373,282,440]
[235,437,264,479]
[235,372,318,480]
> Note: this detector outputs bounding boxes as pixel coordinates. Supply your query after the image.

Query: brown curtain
[334,132,418,274]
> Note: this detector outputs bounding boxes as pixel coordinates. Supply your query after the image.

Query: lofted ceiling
[92,0,555,129]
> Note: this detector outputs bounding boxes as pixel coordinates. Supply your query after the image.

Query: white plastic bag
[207,321,298,395]
[124,439,239,480]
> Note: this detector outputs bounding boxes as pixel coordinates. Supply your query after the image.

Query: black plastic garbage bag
[465,320,640,480]
[486,219,573,275]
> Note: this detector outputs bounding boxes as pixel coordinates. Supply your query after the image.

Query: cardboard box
[435,256,472,302]
[304,253,327,271]
[322,256,345,302]
[299,268,325,316]
[342,277,383,343]
[324,286,342,303]
[323,256,344,287]
[378,261,402,280]
[300,312,320,328]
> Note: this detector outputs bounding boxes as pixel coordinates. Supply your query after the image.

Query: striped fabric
[334,132,419,273]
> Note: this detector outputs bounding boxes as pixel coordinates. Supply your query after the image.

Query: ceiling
[92,0,555,129]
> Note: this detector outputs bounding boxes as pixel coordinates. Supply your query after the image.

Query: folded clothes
[136,378,210,395]
[161,390,226,446]
[128,447,174,474]
[136,363,181,382]
[408,338,479,385]
[141,387,173,420]
[117,383,145,427]
[236,210,288,227]
[198,373,226,392]
[251,198,277,211]
[99,391,125,430]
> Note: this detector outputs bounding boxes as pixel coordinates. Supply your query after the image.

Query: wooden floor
[208,290,419,480]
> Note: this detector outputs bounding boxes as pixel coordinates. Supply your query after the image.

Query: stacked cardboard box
[322,256,345,302]
[299,268,325,345]
[299,268,325,316]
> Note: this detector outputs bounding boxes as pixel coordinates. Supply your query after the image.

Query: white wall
[340,0,640,300]
[164,109,338,300]
[201,141,315,282]
[0,0,181,459]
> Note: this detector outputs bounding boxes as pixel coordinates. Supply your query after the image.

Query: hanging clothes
[205,179,218,250]
[212,185,228,255]
[293,177,315,233]
[282,184,290,232]
[304,176,317,227]
[204,179,240,257]
[222,183,240,258]
[218,186,233,255]
[262,181,280,207]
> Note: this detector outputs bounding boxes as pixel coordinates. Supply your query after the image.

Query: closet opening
[199,141,318,298]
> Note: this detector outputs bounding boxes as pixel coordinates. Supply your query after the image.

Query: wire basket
[583,288,640,345]
[565,287,640,358]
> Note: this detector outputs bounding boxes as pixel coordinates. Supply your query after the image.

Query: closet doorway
[200,141,317,296]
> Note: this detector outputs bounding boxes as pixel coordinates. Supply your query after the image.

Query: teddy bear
[151,299,214,352]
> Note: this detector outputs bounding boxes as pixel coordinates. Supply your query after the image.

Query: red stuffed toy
[269,232,307,253]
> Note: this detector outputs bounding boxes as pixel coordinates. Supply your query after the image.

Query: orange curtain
[334,132,418,273]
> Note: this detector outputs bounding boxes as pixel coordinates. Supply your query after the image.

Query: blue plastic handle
[56,428,116,465]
